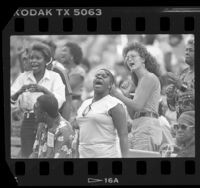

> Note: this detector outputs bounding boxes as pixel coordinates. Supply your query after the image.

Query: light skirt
[128,117,163,152]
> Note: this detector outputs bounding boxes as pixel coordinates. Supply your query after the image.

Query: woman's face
[93,69,112,94]
[30,50,46,74]
[124,50,145,72]
[54,45,72,66]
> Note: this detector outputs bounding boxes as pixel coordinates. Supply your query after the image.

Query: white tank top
[76,95,125,158]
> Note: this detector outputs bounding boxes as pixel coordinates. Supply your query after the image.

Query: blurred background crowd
[10,34,194,158]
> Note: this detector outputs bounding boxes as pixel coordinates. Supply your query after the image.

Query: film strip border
[5,7,200,34]
[8,159,199,185]
[3,7,200,186]
[13,15,195,33]
[14,160,196,176]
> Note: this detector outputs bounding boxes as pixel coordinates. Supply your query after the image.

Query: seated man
[159,111,195,157]
[30,94,75,158]
[174,111,195,157]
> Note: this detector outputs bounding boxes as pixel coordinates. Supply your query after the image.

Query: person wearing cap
[11,42,66,158]
[166,39,195,118]
[30,94,74,158]
[173,111,195,157]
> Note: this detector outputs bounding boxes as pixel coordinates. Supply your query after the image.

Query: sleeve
[53,67,72,96]
[54,123,75,158]
[52,73,66,109]
[106,97,126,115]
[11,73,24,96]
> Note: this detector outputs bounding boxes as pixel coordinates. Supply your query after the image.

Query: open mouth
[31,64,39,70]
[94,79,104,87]
[128,62,135,68]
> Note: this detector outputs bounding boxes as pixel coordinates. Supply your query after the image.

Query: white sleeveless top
[76,95,125,158]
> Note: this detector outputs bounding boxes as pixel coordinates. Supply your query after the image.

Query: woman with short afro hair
[11,42,66,158]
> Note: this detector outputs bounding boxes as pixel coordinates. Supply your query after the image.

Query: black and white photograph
[10,34,195,158]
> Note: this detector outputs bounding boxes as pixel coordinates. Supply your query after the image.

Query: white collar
[27,69,51,82]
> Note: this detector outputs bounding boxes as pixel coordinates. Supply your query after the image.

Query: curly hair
[123,42,161,86]
[65,42,83,65]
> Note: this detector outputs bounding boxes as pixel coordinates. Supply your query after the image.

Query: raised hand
[28,84,46,93]
[120,80,133,97]
[166,72,182,89]
[165,84,175,98]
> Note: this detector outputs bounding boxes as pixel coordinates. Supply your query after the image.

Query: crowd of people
[10,34,195,158]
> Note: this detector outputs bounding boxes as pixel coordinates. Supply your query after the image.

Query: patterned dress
[31,115,75,158]
[166,68,195,118]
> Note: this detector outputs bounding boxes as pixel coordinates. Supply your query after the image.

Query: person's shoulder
[19,71,32,78]
[180,67,190,76]
[147,72,159,80]
[78,97,93,109]
[59,116,72,129]
[59,116,74,135]
[72,65,86,76]
[106,95,125,107]
[144,72,159,85]
[47,69,62,78]
[83,97,93,105]
[106,95,122,103]
[52,61,66,72]
[12,71,32,83]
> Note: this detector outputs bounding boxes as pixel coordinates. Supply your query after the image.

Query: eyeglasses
[82,103,92,117]
[173,123,194,131]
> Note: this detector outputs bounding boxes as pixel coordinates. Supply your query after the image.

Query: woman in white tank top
[75,69,128,158]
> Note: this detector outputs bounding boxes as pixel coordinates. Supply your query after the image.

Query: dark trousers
[20,117,37,158]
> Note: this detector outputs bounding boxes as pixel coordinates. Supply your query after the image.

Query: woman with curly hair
[111,42,163,152]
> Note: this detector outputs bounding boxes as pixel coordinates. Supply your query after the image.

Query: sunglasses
[173,123,194,131]
[82,103,92,117]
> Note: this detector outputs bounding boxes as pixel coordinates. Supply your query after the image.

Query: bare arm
[69,74,84,90]
[165,84,176,111]
[60,95,72,121]
[109,104,128,158]
[11,74,30,102]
